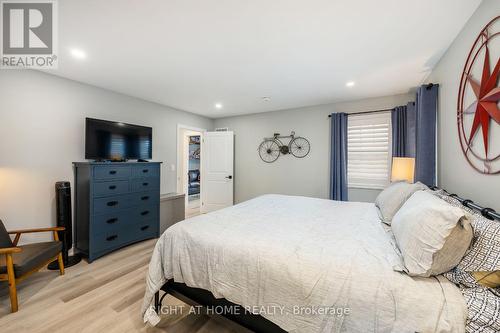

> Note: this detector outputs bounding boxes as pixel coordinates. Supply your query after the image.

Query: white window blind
[347,112,392,189]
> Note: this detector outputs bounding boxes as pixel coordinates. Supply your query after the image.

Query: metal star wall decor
[458,16,500,174]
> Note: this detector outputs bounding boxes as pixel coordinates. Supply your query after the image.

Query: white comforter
[142,194,467,332]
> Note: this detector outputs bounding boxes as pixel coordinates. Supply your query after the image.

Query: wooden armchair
[0,219,65,313]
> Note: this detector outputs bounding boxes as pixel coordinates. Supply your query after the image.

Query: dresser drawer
[129,191,159,207]
[92,210,131,234]
[128,205,159,224]
[94,166,131,180]
[130,178,159,192]
[131,164,159,178]
[92,222,157,253]
[93,180,129,197]
[92,228,136,253]
[93,194,131,214]
[132,220,158,239]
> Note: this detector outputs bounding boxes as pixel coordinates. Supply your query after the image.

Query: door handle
[106,218,118,224]
[107,201,118,206]
[109,170,117,175]
[106,235,118,241]
[109,185,117,190]
[141,225,150,231]
[225,175,232,179]
[141,196,150,201]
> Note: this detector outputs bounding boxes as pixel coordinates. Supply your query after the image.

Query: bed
[141,194,469,332]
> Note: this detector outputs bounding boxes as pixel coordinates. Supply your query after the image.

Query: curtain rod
[328,108,393,118]
[327,100,417,118]
[326,83,438,119]
[328,83,439,118]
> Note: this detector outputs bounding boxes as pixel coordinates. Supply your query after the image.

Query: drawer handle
[106,218,118,224]
[109,170,117,175]
[141,225,150,231]
[141,211,150,216]
[107,201,118,206]
[142,169,149,173]
[106,235,118,241]
[141,196,150,201]
[109,185,117,190]
[142,182,149,186]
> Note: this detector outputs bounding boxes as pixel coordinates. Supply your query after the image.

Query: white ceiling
[49,0,482,118]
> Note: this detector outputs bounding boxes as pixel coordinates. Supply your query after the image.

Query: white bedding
[142,194,467,332]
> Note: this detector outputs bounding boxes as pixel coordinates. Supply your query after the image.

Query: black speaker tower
[48,181,81,270]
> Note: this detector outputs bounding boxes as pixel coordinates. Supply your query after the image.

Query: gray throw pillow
[375,181,428,224]
[392,190,473,277]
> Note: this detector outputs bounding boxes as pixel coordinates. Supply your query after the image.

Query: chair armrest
[0,247,22,254]
[8,227,65,245]
[7,227,65,234]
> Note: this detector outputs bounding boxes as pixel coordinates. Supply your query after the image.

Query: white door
[201,131,234,213]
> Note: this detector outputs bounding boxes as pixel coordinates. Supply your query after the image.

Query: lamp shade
[391,157,415,183]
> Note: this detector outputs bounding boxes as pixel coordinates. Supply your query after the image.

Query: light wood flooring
[186,197,201,218]
[0,239,251,333]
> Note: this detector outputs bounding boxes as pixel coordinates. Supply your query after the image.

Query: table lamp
[391,157,415,183]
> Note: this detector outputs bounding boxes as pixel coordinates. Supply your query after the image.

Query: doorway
[177,125,204,218]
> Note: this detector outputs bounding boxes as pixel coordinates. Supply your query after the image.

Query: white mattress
[142,194,467,332]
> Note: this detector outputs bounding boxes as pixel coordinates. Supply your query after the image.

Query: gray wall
[214,93,413,203]
[426,0,500,211]
[4,0,498,245]
[0,70,213,243]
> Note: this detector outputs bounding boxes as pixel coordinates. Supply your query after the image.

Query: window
[347,112,392,189]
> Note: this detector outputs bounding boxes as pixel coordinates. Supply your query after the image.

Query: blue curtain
[415,84,438,186]
[392,102,417,158]
[330,113,348,201]
[391,106,407,157]
[406,102,416,158]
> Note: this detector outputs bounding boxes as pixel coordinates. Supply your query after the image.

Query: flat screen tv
[85,118,152,161]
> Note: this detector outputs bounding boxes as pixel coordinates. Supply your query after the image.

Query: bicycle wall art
[258,131,310,163]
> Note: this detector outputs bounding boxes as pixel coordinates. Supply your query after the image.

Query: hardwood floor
[0,239,251,333]
[186,197,201,218]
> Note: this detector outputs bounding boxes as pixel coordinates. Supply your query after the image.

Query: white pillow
[391,191,473,277]
[375,181,428,224]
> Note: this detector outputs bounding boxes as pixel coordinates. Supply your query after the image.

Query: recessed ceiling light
[346,81,355,87]
[262,97,271,102]
[70,48,87,59]
[215,103,223,109]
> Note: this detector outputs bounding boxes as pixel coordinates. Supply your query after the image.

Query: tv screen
[85,118,152,160]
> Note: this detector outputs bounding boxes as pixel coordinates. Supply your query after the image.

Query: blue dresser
[73,162,161,262]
